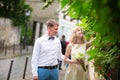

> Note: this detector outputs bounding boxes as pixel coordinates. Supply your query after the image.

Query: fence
[0,43,33,59]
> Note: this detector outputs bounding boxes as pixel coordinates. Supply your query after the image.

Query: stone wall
[0,1,59,47]
[0,18,20,46]
[26,0,59,22]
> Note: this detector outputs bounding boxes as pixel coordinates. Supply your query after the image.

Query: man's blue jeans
[37,68,58,80]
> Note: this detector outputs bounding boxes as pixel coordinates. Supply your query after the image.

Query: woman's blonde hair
[70,27,85,44]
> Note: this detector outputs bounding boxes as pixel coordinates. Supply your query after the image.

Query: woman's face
[76,29,83,37]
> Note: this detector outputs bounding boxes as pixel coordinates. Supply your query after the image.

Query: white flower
[74,52,86,71]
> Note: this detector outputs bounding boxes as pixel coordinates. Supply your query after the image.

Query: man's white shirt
[31,34,64,76]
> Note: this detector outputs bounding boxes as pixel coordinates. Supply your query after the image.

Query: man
[31,19,64,80]
[59,35,66,70]
[60,35,66,55]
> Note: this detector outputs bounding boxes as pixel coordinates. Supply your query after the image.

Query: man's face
[48,25,58,36]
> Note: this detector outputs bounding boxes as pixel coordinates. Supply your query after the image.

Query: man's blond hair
[46,19,59,27]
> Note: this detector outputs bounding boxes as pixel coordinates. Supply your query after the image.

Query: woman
[64,27,92,80]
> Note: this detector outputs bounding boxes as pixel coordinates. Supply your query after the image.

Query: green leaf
[59,0,70,8]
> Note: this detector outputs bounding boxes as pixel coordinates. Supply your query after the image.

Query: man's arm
[31,39,41,79]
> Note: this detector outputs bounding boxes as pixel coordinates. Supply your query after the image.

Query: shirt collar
[45,34,56,40]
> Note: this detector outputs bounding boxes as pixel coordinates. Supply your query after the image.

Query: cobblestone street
[0,45,98,80]
[0,53,65,80]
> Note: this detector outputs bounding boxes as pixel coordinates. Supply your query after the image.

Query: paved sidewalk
[0,45,102,80]
[0,46,65,80]
[0,54,65,80]
[0,46,102,80]
[13,69,65,80]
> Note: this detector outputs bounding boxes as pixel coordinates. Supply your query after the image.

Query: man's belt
[38,65,58,69]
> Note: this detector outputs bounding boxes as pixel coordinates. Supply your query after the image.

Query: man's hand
[33,76,38,80]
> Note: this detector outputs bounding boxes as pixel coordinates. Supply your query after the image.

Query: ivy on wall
[0,0,32,26]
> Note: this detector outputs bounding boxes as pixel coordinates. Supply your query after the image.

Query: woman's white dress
[65,43,89,80]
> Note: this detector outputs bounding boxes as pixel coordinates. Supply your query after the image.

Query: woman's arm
[86,41,91,49]
[64,44,80,64]
[86,37,96,49]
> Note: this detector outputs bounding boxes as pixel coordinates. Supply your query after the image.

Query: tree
[0,0,32,26]
[43,0,120,79]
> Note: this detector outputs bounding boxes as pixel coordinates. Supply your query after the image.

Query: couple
[31,19,94,80]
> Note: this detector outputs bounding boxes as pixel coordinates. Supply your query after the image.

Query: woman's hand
[77,59,84,65]
[77,59,87,71]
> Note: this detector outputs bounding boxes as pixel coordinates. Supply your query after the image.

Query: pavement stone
[0,46,65,80]
[12,69,65,80]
